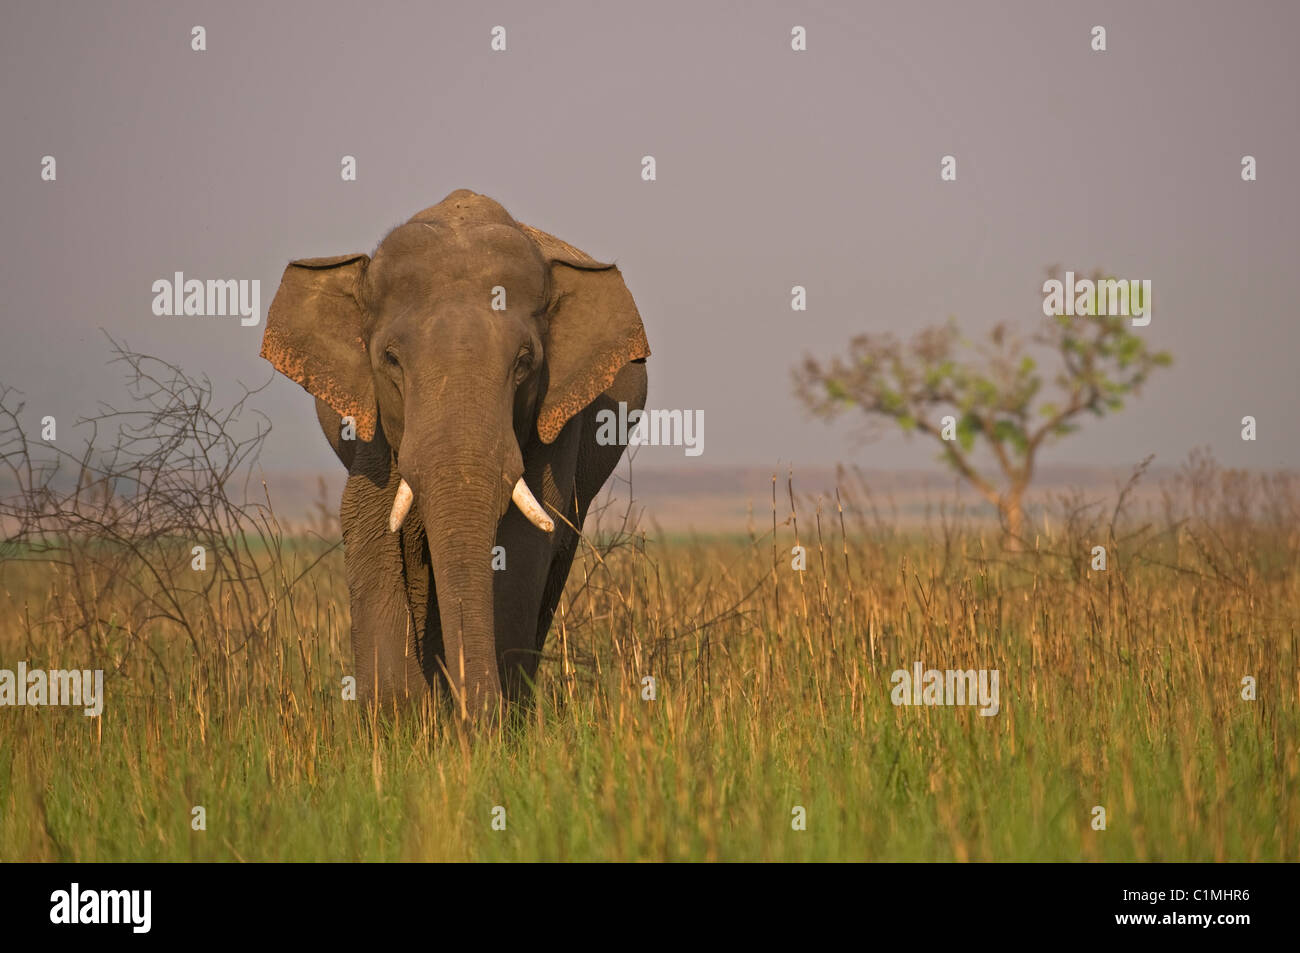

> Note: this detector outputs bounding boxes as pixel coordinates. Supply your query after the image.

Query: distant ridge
[254,462,1188,533]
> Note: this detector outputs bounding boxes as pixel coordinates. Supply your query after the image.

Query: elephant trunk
[408,453,504,721]
[396,373,532,722]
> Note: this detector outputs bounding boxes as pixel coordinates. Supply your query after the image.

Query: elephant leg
[341,432,428,708]
[397,506,444,694]
[523,360,650,688]
[492,425,581,698]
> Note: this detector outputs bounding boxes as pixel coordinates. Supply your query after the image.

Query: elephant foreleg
[341,435,427,708]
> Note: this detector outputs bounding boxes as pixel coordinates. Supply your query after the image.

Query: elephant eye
[383,348,400,368]
[513,344,535,381]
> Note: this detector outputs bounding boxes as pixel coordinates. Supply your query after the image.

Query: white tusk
[388,479,414,532]
[512,477,554,533]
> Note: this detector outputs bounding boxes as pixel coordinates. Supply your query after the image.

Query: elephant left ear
[520,224,651,444]
[260,253,378,441]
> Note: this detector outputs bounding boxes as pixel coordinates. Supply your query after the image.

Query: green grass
[1,482,1297,861]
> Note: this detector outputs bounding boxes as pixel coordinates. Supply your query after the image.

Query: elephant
[260,189,649,719]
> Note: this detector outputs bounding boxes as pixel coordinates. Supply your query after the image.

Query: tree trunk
[1001,492,1025,550]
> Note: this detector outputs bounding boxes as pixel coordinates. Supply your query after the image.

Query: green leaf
[956,414,978,453]
[878,388,904,413]
[992,419,1029,454]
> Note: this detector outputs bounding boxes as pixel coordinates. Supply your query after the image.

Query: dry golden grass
[0,450,1296,861]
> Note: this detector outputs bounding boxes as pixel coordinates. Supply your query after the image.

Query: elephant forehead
[366,225,548,312]
[378,220,541,264]
[407,189,515,227]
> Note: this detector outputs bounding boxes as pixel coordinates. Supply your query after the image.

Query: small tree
[793,268,1171,546]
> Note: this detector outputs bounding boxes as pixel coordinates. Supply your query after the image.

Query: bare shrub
[0,339,337,690]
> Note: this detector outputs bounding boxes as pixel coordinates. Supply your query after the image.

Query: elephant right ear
[260,254,378,441]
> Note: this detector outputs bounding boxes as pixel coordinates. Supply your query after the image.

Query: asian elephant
[261,190,649,720]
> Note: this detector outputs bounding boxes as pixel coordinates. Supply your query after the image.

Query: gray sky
[2,0,1296,479]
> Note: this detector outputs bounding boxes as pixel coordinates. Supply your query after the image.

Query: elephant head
[261,190,649,718]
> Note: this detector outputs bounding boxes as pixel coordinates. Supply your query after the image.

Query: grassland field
[0,467,1296,862]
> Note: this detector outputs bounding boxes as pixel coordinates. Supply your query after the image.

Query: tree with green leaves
[792,268,1172,546]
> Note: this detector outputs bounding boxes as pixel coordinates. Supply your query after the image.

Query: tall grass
[0,357,1296,861]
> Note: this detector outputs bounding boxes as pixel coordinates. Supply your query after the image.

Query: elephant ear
[260,254,378,441]
[519,224,651,444]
